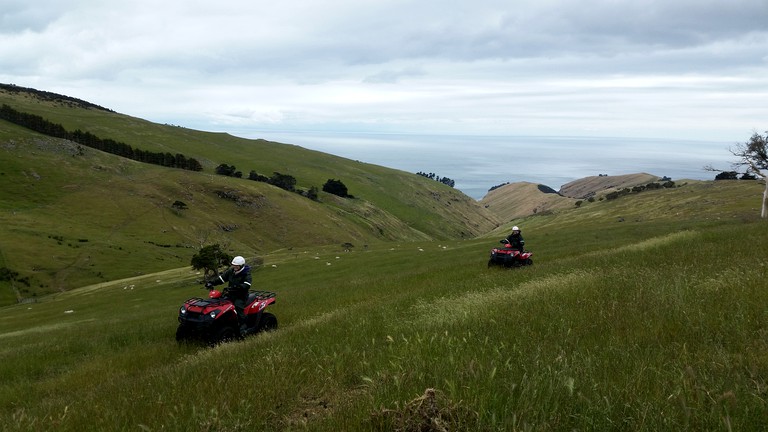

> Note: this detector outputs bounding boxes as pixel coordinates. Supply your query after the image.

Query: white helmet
[231,256,246,266]
[512,226,520,231]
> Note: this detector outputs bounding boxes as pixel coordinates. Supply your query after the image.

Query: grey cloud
[0,0,66,33]
[0,0,766,144]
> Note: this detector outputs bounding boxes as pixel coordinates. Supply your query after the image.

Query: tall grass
[1,211,767,431]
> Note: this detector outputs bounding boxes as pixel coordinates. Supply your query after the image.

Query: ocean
[241,131,732,200]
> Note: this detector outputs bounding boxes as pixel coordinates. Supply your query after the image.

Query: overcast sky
[2,0,767,194]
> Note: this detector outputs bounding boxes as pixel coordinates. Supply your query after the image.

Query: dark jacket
[507,232,525,252]
[211,265,252,299]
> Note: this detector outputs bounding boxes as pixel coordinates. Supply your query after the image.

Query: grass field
[1,180,766,431]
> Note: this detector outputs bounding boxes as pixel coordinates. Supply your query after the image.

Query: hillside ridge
[0,84,500,301]
[480,173,670,221]
[559,172,661,199]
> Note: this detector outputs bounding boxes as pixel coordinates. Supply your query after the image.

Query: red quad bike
[488,239,533,268]
[176,288,278,345]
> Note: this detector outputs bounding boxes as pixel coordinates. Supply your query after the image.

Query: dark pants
[232,297,246,326]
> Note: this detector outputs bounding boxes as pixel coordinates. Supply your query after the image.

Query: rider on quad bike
[506,226,525,253]
[177,255,278,345]
[206,255,251,333]
[488,226,533,268]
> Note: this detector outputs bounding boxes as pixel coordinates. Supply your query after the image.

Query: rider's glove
[204,282,213,289]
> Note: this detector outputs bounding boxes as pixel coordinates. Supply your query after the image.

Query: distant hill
[480,173,667,221]
[480,182,576,221]
[559,173,661,199]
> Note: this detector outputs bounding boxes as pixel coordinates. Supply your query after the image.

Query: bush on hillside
[248,170,269,182]
[646,182,662,190]
[323,179,350,198]
[488,182,509,192]
[715,171,739,180]
[306,186,319,201]
[218,165,241,178]
[171,200,187,210]
[269,172,297,192]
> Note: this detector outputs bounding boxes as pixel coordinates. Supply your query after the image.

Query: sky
[2,0,767,197]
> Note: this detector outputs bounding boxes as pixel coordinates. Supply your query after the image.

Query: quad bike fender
[244,291,277,313]
[248,296,275,313]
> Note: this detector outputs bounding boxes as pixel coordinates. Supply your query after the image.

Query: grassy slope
[0,132,395,299]
[0,180,766,431]
[0,88,499,301]
[481,182,576,221]
[0,87,498,239]
[482,173,669,223]
[558,172,661,199]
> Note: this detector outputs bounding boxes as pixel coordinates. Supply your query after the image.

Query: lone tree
[191,244,232,278]
[733,131,768,218]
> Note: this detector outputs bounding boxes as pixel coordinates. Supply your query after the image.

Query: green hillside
[0,179,766,431]
[0,85,499,302]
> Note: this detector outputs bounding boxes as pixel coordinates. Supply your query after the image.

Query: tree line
[416,171,455,187]
[604,180,676,200]
[0,104,203,171]
[0,83,113,112]
[1,103,357,201]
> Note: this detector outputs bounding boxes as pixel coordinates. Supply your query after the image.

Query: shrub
[323,179,349,198]
[715,171,739,180]
[269,172,297,192]
[215,164,237,176]
[306,186,319,201]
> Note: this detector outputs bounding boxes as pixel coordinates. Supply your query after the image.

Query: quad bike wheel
[175,324,193,342]
[260,312,278,332]
[209,325,237,346]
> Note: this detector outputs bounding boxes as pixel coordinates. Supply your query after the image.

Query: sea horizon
[238,130,732,200]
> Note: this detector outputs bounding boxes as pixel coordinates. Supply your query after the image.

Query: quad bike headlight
[179,306,187,315]
[208,310,219,319]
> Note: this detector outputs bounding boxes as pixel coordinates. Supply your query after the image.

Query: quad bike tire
[175,324,193,342]
[209,325,237,346]
[259,312,278,332]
